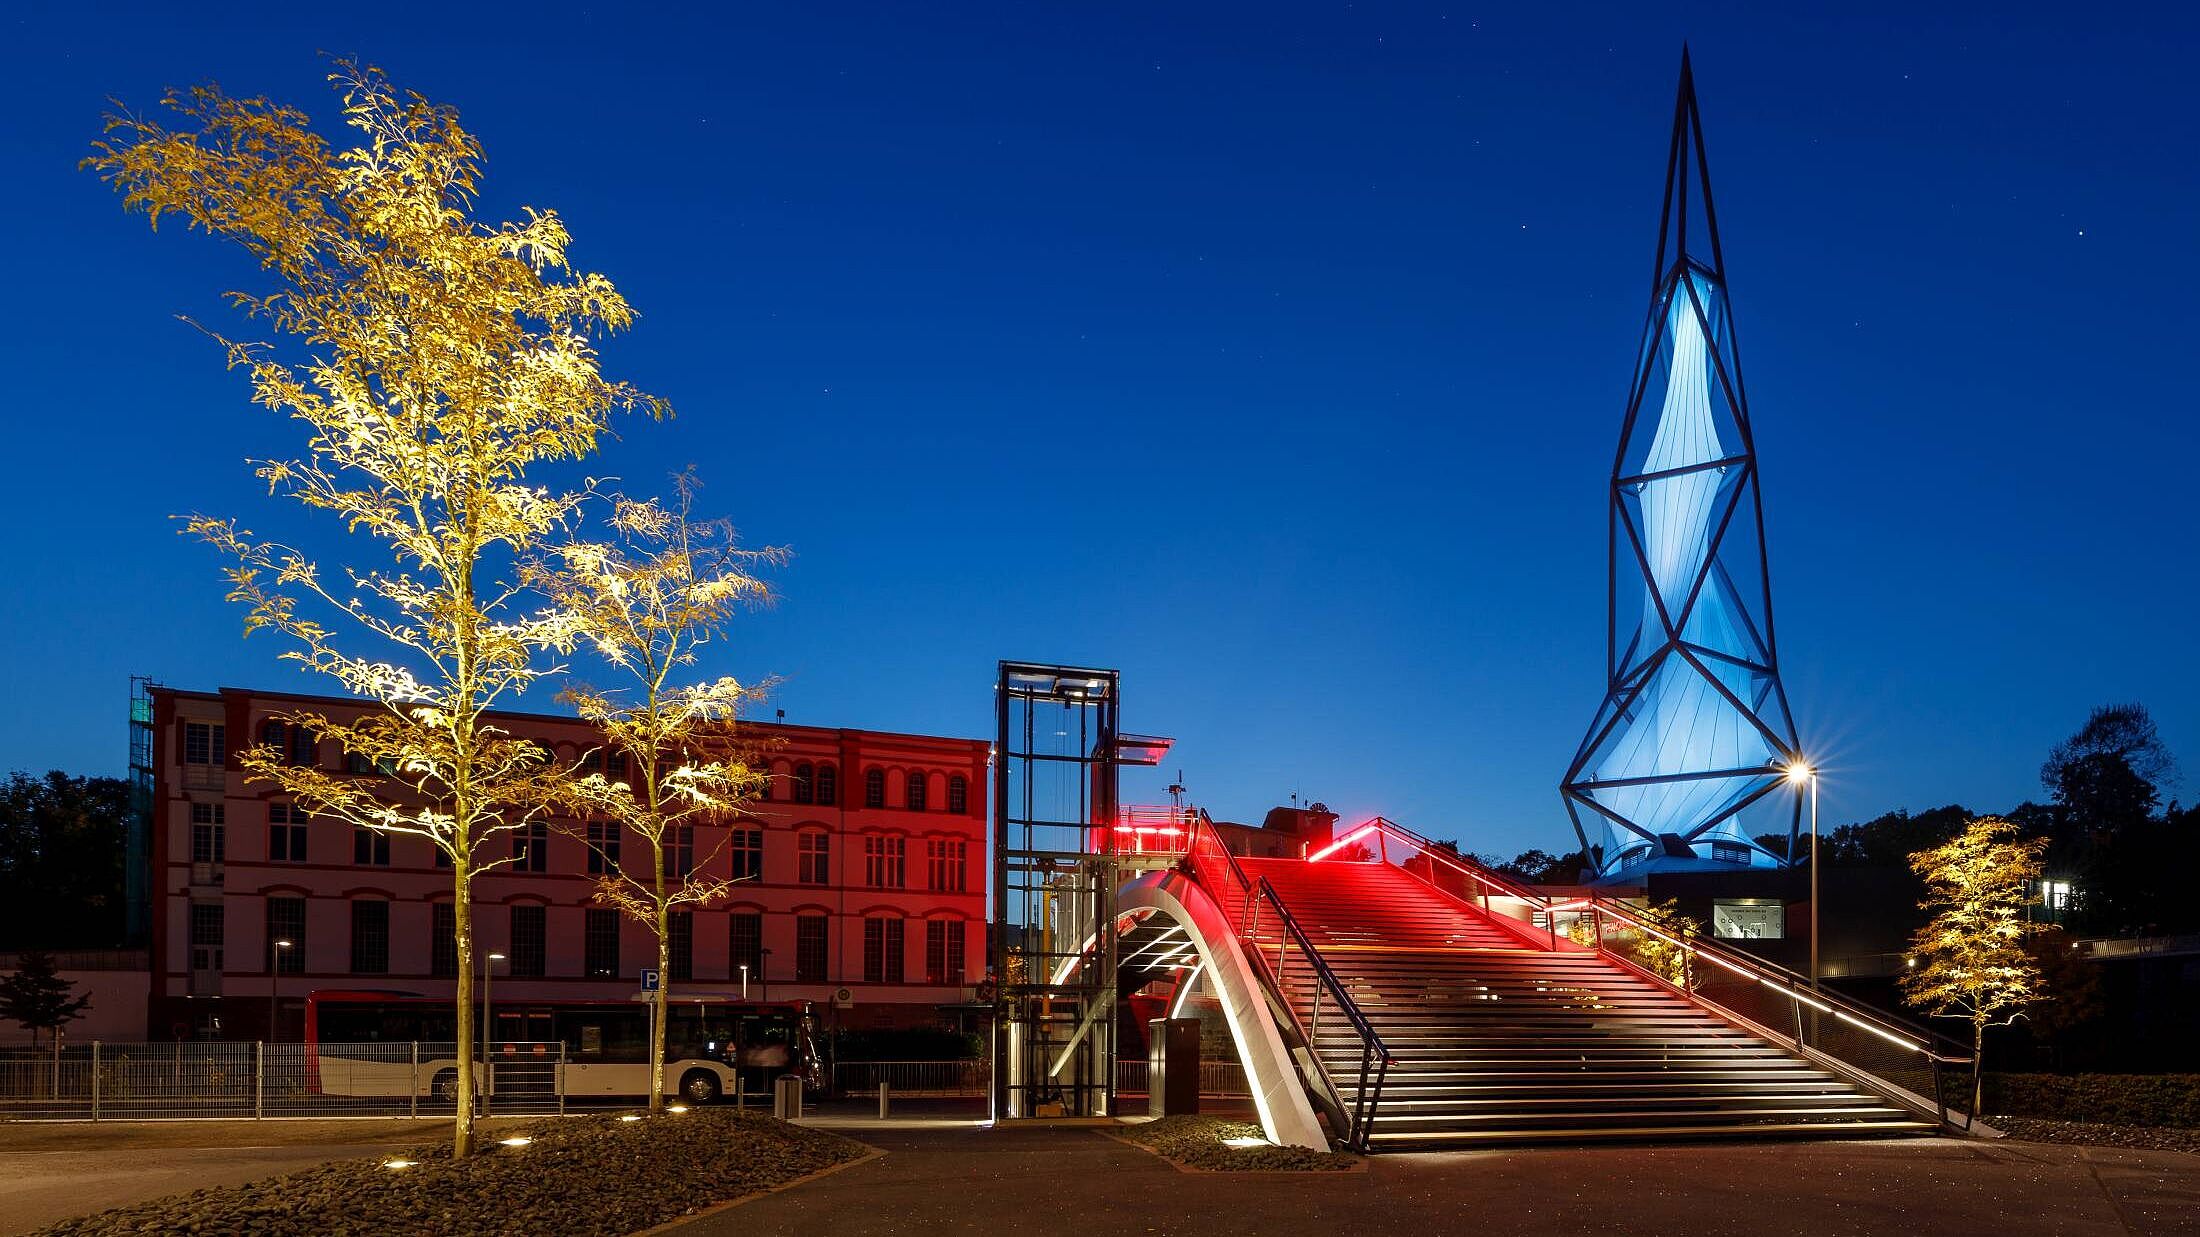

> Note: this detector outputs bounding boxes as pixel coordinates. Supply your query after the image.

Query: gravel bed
[1116,1116,1357,1171]
[1993,1115,2200,1156]
[36,1109,865,1235]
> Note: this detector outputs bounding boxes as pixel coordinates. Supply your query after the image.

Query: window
[796,915,829,982]
[584,908,621,977]
[431,902,457,978]
[1710,840,1751,865]
[190,802,226,864]
[669,911,693,982]
[815,764,838,807]
[268,802,307,862]
[184,721,224,766]
[509,905,546,977]
[948,775,968,815]
[353,827,391,867]
[729,828,763,882]
[797,831,830,885]
[189,901,224,971]
[587,820,621,875]
[864,835,907,888]
[905,772,927,812]
[864,916,904,983]
[513,820,548,873]
[672,825,696,879]
[729,913,763,980]
[266,897,305,974]
[925,919,966,985]
[864,768,885,809]
[793,762,814,805]
[926,839,968,893]
[1711,900,1785,940]
[345,750,375,775]
[350,899,390,974]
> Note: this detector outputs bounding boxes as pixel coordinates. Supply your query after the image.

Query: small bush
[1985,1073,2200,1128]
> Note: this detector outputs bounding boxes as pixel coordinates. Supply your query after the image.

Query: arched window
[793,761,815,805]
[864,768,886,810]
[816,763,838,806]
[947,775,968,815]
[905,771,928,812]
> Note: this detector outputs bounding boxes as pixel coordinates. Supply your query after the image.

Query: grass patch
[1986,1074,2200,1129]
[36,1109,864,1236]
[1116,1115,1357,1171]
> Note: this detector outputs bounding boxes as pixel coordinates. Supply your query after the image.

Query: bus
[302,990,822,1104]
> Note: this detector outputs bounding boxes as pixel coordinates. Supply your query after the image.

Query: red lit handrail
[1356,816,1554,909]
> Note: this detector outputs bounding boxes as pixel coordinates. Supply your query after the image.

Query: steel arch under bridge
[1101,869,1327,1149]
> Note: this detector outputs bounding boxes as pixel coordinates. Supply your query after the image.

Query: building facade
[147,685,990,1041]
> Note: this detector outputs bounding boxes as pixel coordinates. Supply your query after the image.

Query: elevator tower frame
[992,662,1122,1119]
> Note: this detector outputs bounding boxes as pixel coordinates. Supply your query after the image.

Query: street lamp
[268,939,293,1041]
[1784,761,1820,989]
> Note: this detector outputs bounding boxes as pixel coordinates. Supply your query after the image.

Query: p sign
[640,968,661,992]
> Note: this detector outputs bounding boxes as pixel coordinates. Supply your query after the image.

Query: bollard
[255,1042,264,1120]
[773,1074,803,1120]
[90,1042,101,1121]
[878,1080,890,1120]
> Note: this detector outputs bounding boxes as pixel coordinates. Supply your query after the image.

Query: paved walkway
[678,1122,2200,1237]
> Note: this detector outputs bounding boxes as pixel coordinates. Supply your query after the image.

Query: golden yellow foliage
[539,472,784,1109]
[87,62,660,1154]
[1900,814,2048,1113]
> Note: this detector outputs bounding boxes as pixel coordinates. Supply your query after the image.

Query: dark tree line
[0,772,132,950]
[1487,703,2190,938]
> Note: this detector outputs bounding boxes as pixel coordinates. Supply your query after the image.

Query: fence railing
[0,1042,572,1120]
[830,1059,989,1097]
[1579,898,1974,1128]
[1115,1057,1249,1096]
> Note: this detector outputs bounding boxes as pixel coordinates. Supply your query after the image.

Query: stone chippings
[1118,1115,1358,1171]
[36,1109,865,1236]
[1990,1115,2200,1156]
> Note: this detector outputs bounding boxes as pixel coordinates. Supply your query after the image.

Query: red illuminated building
[146,685,989,1041]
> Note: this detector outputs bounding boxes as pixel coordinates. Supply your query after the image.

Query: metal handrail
[1590,896,1970,1063]
[1351,817,1560,950]
[1360,816,1555,909]
[1252,875,1392,1152]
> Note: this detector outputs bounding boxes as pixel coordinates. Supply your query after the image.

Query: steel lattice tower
[1562,52,1805,879]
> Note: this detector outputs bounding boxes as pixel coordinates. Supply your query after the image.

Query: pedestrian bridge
[1083,815,1976,1151]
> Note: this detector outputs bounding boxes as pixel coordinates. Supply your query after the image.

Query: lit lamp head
[1783,761,1817,786]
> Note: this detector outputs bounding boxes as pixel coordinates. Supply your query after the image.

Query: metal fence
[0,1042,570,1121]
[1115,1057,1249,1097]
[823,1058,1251,1100]
[831,1059,989,1097]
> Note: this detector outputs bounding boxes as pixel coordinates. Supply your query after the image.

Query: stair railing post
[1311,979,1323,1039]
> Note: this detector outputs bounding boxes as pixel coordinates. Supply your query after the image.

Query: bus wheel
[680,1070,722,1104]
[432,1070,461,1104]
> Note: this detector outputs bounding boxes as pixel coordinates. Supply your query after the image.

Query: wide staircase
[1239,857,1937,1148]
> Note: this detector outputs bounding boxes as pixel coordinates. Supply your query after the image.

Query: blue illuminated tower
[1562,52,1804,879]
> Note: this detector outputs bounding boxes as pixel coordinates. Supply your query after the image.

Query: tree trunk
[1970,1019,1985,1119]
[652,905,669,1114]
[453,859,476,1157]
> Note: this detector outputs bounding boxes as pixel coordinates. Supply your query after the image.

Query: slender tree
[543,474,781,1111]
[88,64,661,1154]
[0,952,92,1045]
[1901,815,2047,1116]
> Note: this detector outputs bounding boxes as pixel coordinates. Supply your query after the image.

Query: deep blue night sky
[1,2,2194,857]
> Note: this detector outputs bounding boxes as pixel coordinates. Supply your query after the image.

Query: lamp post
[1784,761,1820,989]
[482,951,506,1113]
[268,939,293,1041]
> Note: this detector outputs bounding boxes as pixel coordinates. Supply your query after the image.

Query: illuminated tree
[1900,816,2047,1115]
[88,64,661,1154]
[543,473,781,1111]
[1632,899,1699,990]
